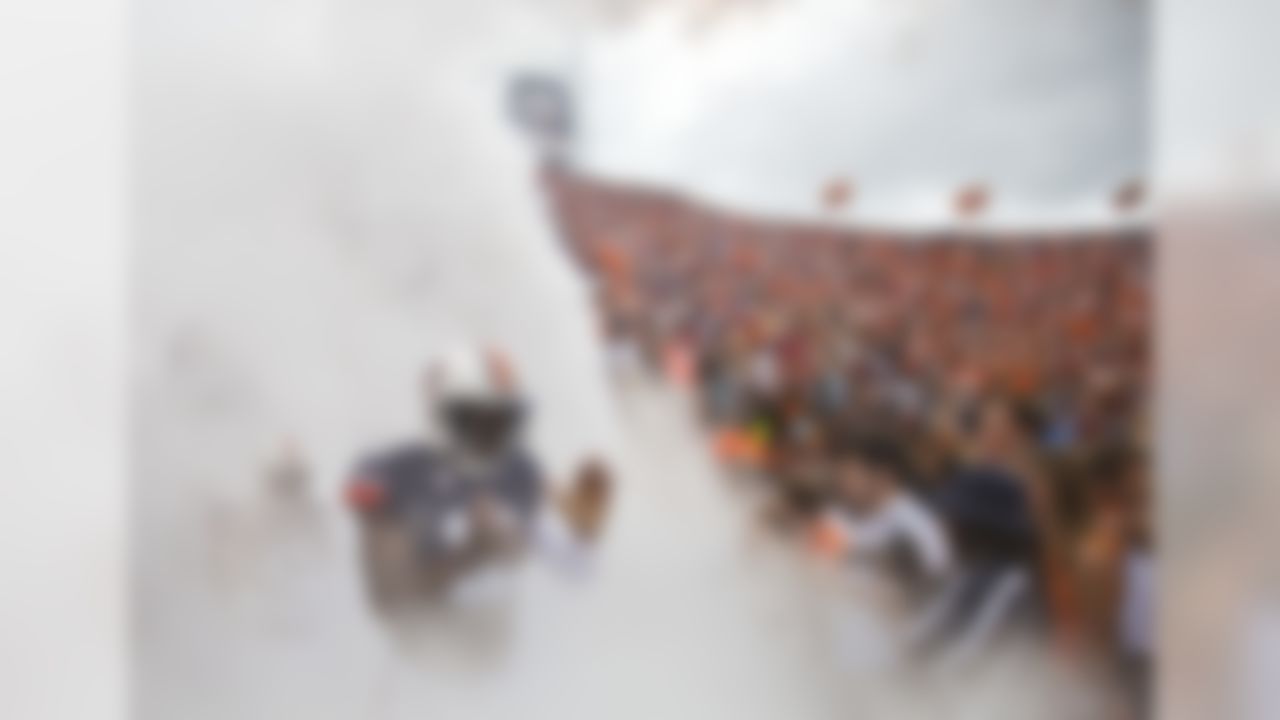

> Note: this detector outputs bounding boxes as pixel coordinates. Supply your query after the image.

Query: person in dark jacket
[908,400,1049,672]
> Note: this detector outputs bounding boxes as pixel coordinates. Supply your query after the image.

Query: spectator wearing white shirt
[819,434,954,597]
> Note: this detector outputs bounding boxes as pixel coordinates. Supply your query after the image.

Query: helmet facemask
[438,398,525,457]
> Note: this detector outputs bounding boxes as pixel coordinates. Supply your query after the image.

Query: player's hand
[563,458,612,542]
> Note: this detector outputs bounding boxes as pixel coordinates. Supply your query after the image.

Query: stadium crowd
[546,168,1153,714]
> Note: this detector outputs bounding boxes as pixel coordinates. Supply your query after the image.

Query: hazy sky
[572,0,1147,228]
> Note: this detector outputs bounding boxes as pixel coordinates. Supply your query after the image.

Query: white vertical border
[0,0,126,718]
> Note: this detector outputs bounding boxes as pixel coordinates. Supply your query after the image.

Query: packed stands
[546,167,1153,693]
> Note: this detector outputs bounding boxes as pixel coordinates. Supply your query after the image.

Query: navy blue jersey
[350,442,544,560]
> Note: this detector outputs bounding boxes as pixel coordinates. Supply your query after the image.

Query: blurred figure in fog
[345,346,608,623]
[202,438,331,609]
[263,437,322,524]
[261,436,327,542]
[252,437,332,635]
